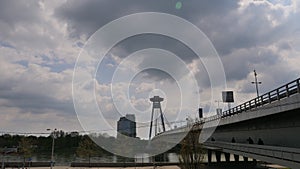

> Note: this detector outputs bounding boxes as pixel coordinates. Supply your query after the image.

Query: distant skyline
[0,0,300,138]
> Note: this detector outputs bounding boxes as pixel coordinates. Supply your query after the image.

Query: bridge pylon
[149,96,166,140]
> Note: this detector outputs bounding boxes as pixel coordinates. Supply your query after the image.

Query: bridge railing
[203,78,300,123]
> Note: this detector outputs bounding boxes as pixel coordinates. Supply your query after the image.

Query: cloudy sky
[1,0,300,138]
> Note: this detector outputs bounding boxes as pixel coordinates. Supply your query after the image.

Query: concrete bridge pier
[234,154,239,161]
[207,150,212,164]
[215,151,221,163]
[224,152,230,162]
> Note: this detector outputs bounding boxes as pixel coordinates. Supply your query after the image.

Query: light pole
[251,70,262,97]
[1,152,5,169]
[47,128,57,169]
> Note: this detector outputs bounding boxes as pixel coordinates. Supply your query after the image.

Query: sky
[0,0,300,138]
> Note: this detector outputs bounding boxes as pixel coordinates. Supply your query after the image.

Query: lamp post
[1,152,5,169]
[251,70,262,97]
[47,128,57,169]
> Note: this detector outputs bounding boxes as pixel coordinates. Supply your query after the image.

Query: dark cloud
[56,0,295,58]
[55,0,299,84]
[109,34,197,62]
[0,81,75,116]
[221,47,281,81]
[0,0,42,26]
[105,34,198,82]
[55,0,238,38]
[199,3,291,56]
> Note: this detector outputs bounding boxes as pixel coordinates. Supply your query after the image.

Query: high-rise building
[117,114,136,138]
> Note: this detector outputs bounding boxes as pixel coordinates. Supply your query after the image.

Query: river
[1,153,273,169]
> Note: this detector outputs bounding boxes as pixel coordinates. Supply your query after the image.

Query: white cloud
[135,82,155,94]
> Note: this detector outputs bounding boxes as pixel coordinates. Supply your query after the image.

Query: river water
[1,153,267,169]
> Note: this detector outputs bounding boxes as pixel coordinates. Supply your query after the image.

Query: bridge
[154,77,300,168]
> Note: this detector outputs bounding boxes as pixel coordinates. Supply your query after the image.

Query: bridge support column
[207,150,212,165]
[234,154,239,162]
[224,153,230,162]
[243,156,248,161]
[215,151,221,163]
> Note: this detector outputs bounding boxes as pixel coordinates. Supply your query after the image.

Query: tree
[76,136,98,165]
[179,131,205,169]
[19,137,33,169]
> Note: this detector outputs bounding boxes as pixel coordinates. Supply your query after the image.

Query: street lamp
[1,152,6,169]
[46,128,57,169]
[251,70,262,97]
